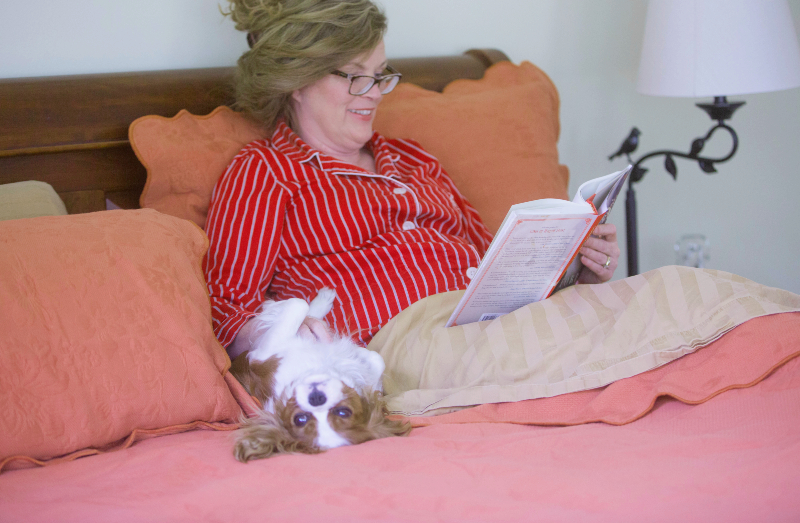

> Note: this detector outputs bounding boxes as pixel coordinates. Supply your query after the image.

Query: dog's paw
[251,299,310,350]
[308,287,336,319]
[256,298,309,324]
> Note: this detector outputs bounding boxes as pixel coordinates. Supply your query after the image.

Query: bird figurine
[608,127,641,161]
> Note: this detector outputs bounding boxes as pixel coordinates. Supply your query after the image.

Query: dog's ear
[234,412,322,463]
[348,391,411,444]
[367,400,412,440]
[230,354,281,407]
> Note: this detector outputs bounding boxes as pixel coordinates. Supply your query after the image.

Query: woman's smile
[348,108,375,120]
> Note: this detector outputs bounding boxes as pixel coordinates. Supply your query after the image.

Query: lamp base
[696,96,745,121]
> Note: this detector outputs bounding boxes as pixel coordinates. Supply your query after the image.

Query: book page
[574,166,631,214]
[494,198,591,239]
[447,214,597,326]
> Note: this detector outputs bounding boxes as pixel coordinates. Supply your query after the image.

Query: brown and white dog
[230,288,409,462]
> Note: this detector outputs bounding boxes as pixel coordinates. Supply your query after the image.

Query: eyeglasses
[330,65,402,96]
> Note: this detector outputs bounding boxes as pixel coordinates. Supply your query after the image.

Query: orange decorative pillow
[130,61,568,234]
[133,107,266,228]
[374,61,569,234]
[0,209,243,471]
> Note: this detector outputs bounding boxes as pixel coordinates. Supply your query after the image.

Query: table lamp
[610,0,800,276]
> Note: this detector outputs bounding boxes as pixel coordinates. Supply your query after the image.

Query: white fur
[307,287,336,319]
[246,289,385,450]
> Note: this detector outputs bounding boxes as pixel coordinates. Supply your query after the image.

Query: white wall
[0,0,247,77]
[2,0,798,294]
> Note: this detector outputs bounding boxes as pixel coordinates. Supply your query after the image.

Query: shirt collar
[270,119,400,176]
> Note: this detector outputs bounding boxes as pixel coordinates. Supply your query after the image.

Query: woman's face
[291,41,387,157]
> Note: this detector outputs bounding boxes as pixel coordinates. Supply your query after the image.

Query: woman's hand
[297,316,334,342]
[577,223,620,284]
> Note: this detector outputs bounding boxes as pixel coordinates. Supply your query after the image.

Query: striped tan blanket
[368,266,800,416]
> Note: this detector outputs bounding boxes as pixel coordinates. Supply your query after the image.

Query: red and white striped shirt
[204,120,492,347]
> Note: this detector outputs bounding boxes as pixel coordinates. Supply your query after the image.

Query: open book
[446,165,631,327]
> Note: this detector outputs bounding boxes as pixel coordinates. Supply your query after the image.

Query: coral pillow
[0,209,243,470]
[133,107,266,228]
[374,61,569,234]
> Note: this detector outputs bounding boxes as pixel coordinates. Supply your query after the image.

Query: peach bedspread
[1,313,799,522]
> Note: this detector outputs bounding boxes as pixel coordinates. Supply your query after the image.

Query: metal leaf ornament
[631,165,648,183]
[664,154,677,179]
[689,138,705,157]
[698,160,717,173]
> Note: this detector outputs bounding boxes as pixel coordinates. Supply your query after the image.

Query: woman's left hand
[577,223,620,284]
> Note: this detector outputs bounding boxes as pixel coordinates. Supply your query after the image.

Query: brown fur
[330,387,411,444]
[233,407,323,463]
[230,352,281,406]
[233,386,411,462]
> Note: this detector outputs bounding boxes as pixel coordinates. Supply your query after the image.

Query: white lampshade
[637,0,800,98]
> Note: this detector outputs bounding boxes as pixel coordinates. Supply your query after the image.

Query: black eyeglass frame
[330,65,402,96]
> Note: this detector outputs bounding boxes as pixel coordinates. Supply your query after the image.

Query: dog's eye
[333,407,352,418]
[293,413,309,427]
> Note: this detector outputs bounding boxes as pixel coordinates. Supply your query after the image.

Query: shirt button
[393,188,407,195]
[402,221,416,231]
[466,267,478,280]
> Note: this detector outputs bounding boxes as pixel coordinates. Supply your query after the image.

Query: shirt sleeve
[203,152,290,347]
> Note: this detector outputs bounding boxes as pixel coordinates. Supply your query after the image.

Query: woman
[205,0,620,359]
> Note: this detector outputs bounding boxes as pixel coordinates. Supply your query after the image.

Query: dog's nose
[308,388,327,407]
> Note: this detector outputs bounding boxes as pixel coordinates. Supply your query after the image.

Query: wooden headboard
[0,49,509,214]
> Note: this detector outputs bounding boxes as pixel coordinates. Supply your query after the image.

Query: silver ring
[603,255,611,268]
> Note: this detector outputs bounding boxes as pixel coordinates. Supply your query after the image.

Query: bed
[2,49,800,522]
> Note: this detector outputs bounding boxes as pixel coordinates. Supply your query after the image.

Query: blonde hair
[225,0,387,132]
